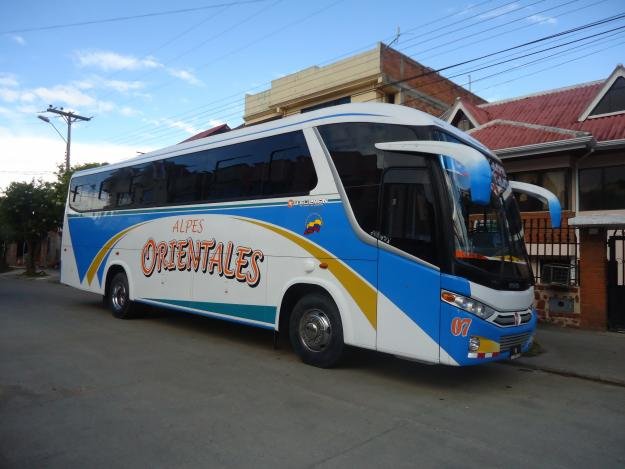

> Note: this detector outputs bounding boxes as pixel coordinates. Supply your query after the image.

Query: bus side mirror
[509,181,562,228]
[374,141,492,205]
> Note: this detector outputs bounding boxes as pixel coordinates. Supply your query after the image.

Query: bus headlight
[441,290,496,320]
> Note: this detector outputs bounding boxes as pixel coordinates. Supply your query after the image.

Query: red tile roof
[469,122,584,150]
[452,71,625,150]
[460,99,491,125]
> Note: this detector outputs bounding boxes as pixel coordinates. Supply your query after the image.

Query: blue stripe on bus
[67,201,378,287]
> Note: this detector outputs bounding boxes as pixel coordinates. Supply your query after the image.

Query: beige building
[244,43,484,125]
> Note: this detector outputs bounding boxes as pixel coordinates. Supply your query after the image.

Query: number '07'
[451,317,472,337]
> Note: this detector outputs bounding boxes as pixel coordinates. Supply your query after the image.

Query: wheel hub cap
[299,309,331,352]
[111,284,126,311]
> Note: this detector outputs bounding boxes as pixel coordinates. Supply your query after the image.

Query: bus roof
[73,103,494,178]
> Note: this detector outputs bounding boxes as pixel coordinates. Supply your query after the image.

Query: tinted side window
[68,131,316,211]
[380,168,438,265]
[318,123,429,234]
[166,152,211,204]
[265,132,316,196]
[211,150,267,200]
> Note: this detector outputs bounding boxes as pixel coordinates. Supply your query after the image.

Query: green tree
[0,196,16,272]
[1,180,60,275]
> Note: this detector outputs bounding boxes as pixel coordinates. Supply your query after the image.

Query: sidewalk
[0,267,60,282]
[512,323,625,386]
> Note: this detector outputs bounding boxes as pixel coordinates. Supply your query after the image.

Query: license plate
[510,345,522,359]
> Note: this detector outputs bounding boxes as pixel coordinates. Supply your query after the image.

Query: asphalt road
[1,275,624,469]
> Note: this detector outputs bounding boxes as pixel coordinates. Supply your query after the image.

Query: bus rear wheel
[289,293,343,368]
[107,272,136,319]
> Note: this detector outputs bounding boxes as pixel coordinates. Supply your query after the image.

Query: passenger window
[380,167,438,265]
[165,153,210,204]
[212,152,267,199]
[265,133,317,196]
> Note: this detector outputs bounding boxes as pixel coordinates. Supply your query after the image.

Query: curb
[500,360,625,387]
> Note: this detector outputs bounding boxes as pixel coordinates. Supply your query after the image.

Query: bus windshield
[442,155,533,290]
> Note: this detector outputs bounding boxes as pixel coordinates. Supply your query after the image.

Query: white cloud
[72,79,96,90]
[528,14,557,25]
[104,79,144,92]
[167,68,203,86]
[0,80,118,116]
[75,50,163,71]
[0,88,20,102]
[0,127,154,190]
[8,34,26,46]
[16,105,41,114]
[120,106,140,117]
[30,85,97,108]
[479,3,519,19]
[0,73,19,87]
[166,119,200,134]
[145,117,200,135]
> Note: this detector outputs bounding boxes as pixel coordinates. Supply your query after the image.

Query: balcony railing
[521,211,578,286]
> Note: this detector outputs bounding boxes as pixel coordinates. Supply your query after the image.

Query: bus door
[375,166,442,363]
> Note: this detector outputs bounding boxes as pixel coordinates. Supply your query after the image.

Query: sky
[1,0,624,190]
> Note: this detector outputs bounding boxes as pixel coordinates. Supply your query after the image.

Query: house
[445,65,625,330]
[244,43,484,125]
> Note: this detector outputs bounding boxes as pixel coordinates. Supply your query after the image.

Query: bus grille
[493,311,532,327]
[499,332,532,351]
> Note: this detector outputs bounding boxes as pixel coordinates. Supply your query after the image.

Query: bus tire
[289,293,344,368]
[107,272,136,319]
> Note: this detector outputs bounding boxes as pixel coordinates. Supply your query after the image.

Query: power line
[381,12,625,90]
[113,11,625,146]
[108,6,625,146]
[112,0,345,114]
[104,0,514,143]
[97,1,279,102]
[406,0,582,58]
[475,37,625,94]
[1,0,271,34]
[417,0,609,62]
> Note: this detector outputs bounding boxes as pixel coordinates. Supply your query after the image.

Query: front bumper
[441,301,537,366]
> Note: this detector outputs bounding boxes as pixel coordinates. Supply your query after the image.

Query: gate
[607,230,625,330]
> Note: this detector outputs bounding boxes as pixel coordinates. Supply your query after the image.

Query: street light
[36,106,91,172]
[37,114,67,143]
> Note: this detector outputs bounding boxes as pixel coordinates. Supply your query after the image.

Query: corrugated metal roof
[457,72,625,150]
[469,123,579,150]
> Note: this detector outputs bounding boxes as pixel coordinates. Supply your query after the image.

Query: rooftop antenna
[388,26,401,48]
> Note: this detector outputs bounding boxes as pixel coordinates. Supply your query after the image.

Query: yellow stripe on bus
[85,223,145,286]
[238,218,377,330]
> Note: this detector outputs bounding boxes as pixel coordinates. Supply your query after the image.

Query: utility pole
[41,106,92,172]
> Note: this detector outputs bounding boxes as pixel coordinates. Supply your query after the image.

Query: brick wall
[579,229,608,329]
[380,46,486,114]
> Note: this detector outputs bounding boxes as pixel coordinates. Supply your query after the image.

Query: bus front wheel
[107,272,136,319]
[289,293,344,368]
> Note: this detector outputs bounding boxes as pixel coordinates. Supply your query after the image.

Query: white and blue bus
[61,103,561,368]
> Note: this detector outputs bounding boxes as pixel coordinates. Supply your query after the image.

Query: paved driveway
[1,276,624,468]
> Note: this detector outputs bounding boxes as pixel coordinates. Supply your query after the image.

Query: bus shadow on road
[111,301,528,391]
